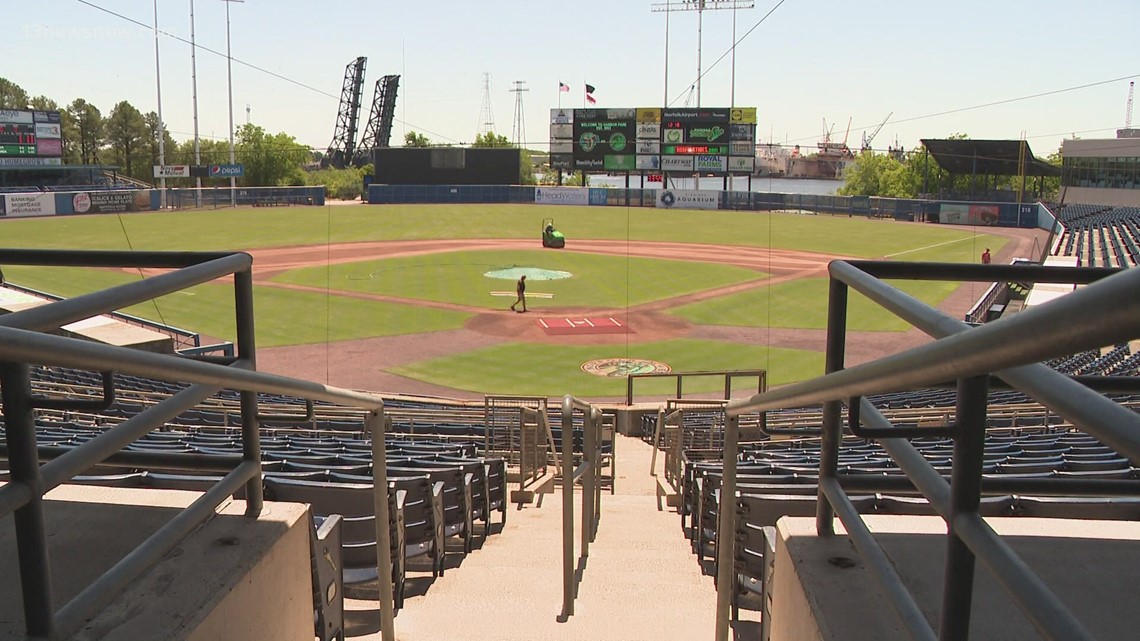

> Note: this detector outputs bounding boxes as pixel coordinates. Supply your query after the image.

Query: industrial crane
[861,112,893,152]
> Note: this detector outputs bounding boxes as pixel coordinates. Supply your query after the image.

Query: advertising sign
[636,140,660,155]
[33,111,62,124]
[660,156,695,172]
[154,165,191,178]
[549,154,573,170]
[550,108,573,124]
[729,124,755,141]
[535,186,590,206]
[939,204,1000,226]
[550,123,573,139]
[730,141,754,156]
[636,107,662,123]
[35,123,61,139]
[550,141,573,154]
[727,156,755,173]
[73,190,148,214]
[209,164,245,178]
[0,110,34,124]
[636,155,661,170]
[695,155,727,172]
[655,189,719,210]
[3,193,56,217]
[0,157,62,167]
[636,123,660,139]
[729,107,758,124]
[603,155,635,171]
[36,139,62,156]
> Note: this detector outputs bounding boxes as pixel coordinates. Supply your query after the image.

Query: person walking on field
[981,248,991,265]
[511,275,527,313]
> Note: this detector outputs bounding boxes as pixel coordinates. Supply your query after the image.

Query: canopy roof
[921,139,1061,177]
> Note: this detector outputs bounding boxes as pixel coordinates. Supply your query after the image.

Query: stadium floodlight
[154,0,167,208]
[651,0,753,108]
[222,0,245,208]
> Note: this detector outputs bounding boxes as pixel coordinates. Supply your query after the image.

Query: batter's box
[538,316,628,335]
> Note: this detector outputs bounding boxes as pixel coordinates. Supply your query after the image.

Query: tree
[105,100,149,179]
[143,111,177,173]
[235,123,311,187]
[0,78,30,110]
[472,131,511,148]
[404,131,431,147]
[67,99,104,165]
[519,149,537,185]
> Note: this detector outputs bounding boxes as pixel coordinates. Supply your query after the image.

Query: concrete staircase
[350,435,723,641]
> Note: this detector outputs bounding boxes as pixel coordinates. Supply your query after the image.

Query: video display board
[572,108,635,171]
[0,109,63,164]
[552,106,756,175]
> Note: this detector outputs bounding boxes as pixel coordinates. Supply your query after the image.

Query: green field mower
[542,218,566,249]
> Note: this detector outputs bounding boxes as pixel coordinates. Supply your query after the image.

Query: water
[584,175,841,195]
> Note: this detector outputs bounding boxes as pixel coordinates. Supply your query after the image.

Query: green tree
[67,99,104,165]
[105,100,149,180]
[404,131,431,147]
[472,131,511,148]
[143,111,177,175]
[519,149,537,185]
[0,78,30,109]
[235,123,311,187]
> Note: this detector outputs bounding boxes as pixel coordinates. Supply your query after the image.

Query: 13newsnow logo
[660,191,676,207]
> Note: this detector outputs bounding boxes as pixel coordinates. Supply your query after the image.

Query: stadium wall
[365,184,1052,229]
[0,186,325,218]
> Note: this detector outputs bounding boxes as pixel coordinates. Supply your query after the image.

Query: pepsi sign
[209,164,244,178]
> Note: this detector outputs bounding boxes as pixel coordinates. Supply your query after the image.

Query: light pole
[222,0,244,207]
[190,0,202,207]
[650,0,753,108]
[153,0,166,209]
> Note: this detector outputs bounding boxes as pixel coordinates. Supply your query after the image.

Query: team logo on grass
[581,358,671,378]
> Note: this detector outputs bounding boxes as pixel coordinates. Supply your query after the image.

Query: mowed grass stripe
[271,249,766,310]
[2,265,470,347]
[0,204,1003,258]
[392,339,825,397]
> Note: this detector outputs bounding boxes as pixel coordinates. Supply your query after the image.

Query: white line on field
[883,235,977,258]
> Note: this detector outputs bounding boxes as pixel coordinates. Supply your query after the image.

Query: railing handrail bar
[726,264,1140,461]
[0,325,384,411]
[0,253,250,334]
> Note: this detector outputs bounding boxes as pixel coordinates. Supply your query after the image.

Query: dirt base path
[254,223,1050,397]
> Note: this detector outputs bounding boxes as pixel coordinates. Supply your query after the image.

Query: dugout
[920,138,1061,202]
[372,147,520,185]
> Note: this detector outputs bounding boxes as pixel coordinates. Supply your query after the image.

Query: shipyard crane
[1126,81,1134,129]
[861,112,893,152]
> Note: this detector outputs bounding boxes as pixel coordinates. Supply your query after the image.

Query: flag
[559,82,570,92]
[585,83,596,94]
[585,94,597,105]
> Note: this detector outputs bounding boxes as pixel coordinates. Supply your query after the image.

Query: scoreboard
[556,106,756,175]
[0,109,63,163]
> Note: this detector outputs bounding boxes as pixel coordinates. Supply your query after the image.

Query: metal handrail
[713,260,1140,641]
[0,249,396,641]
[625,368,767,405]
[560,395,603,619]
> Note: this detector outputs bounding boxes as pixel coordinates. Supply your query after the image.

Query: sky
[3,0,1139,157]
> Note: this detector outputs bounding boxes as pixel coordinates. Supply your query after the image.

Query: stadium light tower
[153,0,166,209]
[190,0,202,207]
[222,0,244,207]
[651,0,753,107]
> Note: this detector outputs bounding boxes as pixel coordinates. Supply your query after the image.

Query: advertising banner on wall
[727,156,755,173]
[35,122,62,139]
[939,203,1000,226]
[636,123,660,139]
[660,156,694,172]
[695,155,727,172]
[534,186,590,206]
[636,155,661,170]
[636,140,660,154]
[655,189,719,210]
[154,165,191,178]
[2,192,56,217]
[71,190,150,214]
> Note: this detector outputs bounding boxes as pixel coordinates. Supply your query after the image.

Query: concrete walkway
[349,435,733,641]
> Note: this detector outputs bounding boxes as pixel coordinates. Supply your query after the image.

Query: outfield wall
[365,184,1051,230]
[0,186,326,219]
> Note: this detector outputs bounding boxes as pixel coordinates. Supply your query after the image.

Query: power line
[669,0,789,107]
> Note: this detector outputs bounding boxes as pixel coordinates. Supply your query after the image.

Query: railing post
[368,411,396,641]
[676,374,683,400]
[649,408,664,476]
[817,276,848,536]
[582,407,594,557]
[938,375,989,641]
[234,268,263,516]
[0,362,56,639]
[714,413,740,641]
[561,396,574,617]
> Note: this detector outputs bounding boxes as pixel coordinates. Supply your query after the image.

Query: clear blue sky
[3,0,1138,155]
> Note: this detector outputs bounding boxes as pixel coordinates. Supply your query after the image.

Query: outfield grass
[669,234,1011,330]
[392,339,825,397]
[272,249,766,310]
[0,204,1005,259]
[2,265,471,347]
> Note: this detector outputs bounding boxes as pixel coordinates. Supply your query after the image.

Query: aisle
[350,434,719,641]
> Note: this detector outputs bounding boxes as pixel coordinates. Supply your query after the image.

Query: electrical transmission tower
[510,80,528,148]
[477,72,496,139]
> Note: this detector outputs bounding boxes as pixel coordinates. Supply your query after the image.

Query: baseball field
[0,203,1044,400]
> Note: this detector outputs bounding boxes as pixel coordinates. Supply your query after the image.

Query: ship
[754,118,855,180]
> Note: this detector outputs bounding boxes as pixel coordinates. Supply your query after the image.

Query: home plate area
[538,316,627,335]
